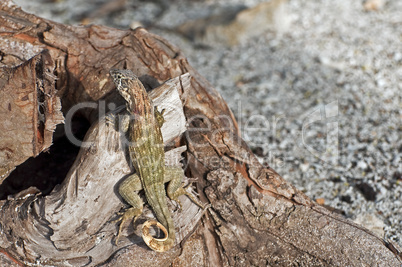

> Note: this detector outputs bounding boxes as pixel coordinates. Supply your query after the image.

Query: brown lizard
[109,69,204,252]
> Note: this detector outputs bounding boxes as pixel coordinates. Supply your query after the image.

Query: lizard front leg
[154,106,165,127]
[164,166,205,210]
[115,173,143,244]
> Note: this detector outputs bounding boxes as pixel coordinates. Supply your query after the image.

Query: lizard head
[110,69,136,105]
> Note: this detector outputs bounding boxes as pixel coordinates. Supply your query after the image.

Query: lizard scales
[110,69,203,252]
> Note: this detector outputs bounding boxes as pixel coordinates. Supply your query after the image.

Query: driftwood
[0,1,401,266]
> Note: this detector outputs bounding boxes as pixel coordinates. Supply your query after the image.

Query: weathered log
[0,0,401,266]
[0,50,63,182]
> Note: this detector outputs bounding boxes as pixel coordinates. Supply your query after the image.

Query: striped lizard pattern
[110,69,203,252]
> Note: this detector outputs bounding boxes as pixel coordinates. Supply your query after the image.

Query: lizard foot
[169,186,205,212]
[113,207,142,245]
[183,183,206,209]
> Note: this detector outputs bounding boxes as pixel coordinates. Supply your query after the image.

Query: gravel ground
[13,0,402,247]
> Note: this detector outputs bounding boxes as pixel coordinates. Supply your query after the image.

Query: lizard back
[110,69,175,250]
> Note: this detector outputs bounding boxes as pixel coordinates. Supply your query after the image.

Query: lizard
[109,69,204,252]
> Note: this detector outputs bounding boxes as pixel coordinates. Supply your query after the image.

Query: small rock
[177,0,290,46]
[357,160,368,170]
[355,182,377,201]
[315,198,325,205]
[363,0,385,11]
[130,21,143,30]
[354,213,385,238]
[252,146,264,157]
[299,162,309,172]
[394,52,402,62]
[339,195,352,203]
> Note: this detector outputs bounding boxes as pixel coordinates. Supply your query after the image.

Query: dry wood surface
[0,1,401,266]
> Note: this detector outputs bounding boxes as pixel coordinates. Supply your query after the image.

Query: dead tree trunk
[0,1,401,266]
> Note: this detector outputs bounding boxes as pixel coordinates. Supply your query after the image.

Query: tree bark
[0,50,64,182]
[0,1,401,266]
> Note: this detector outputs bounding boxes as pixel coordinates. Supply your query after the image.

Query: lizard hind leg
[165,166,205,211]
[114,173,144,244]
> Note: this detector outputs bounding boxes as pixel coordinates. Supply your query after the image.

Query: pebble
[357,160,368,170]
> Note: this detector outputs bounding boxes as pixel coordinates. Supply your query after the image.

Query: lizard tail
[142,220,174,252]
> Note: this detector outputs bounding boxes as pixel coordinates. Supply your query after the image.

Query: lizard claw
[174,199,183,212]
[111,208,129,224]
[113,207,142,245]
